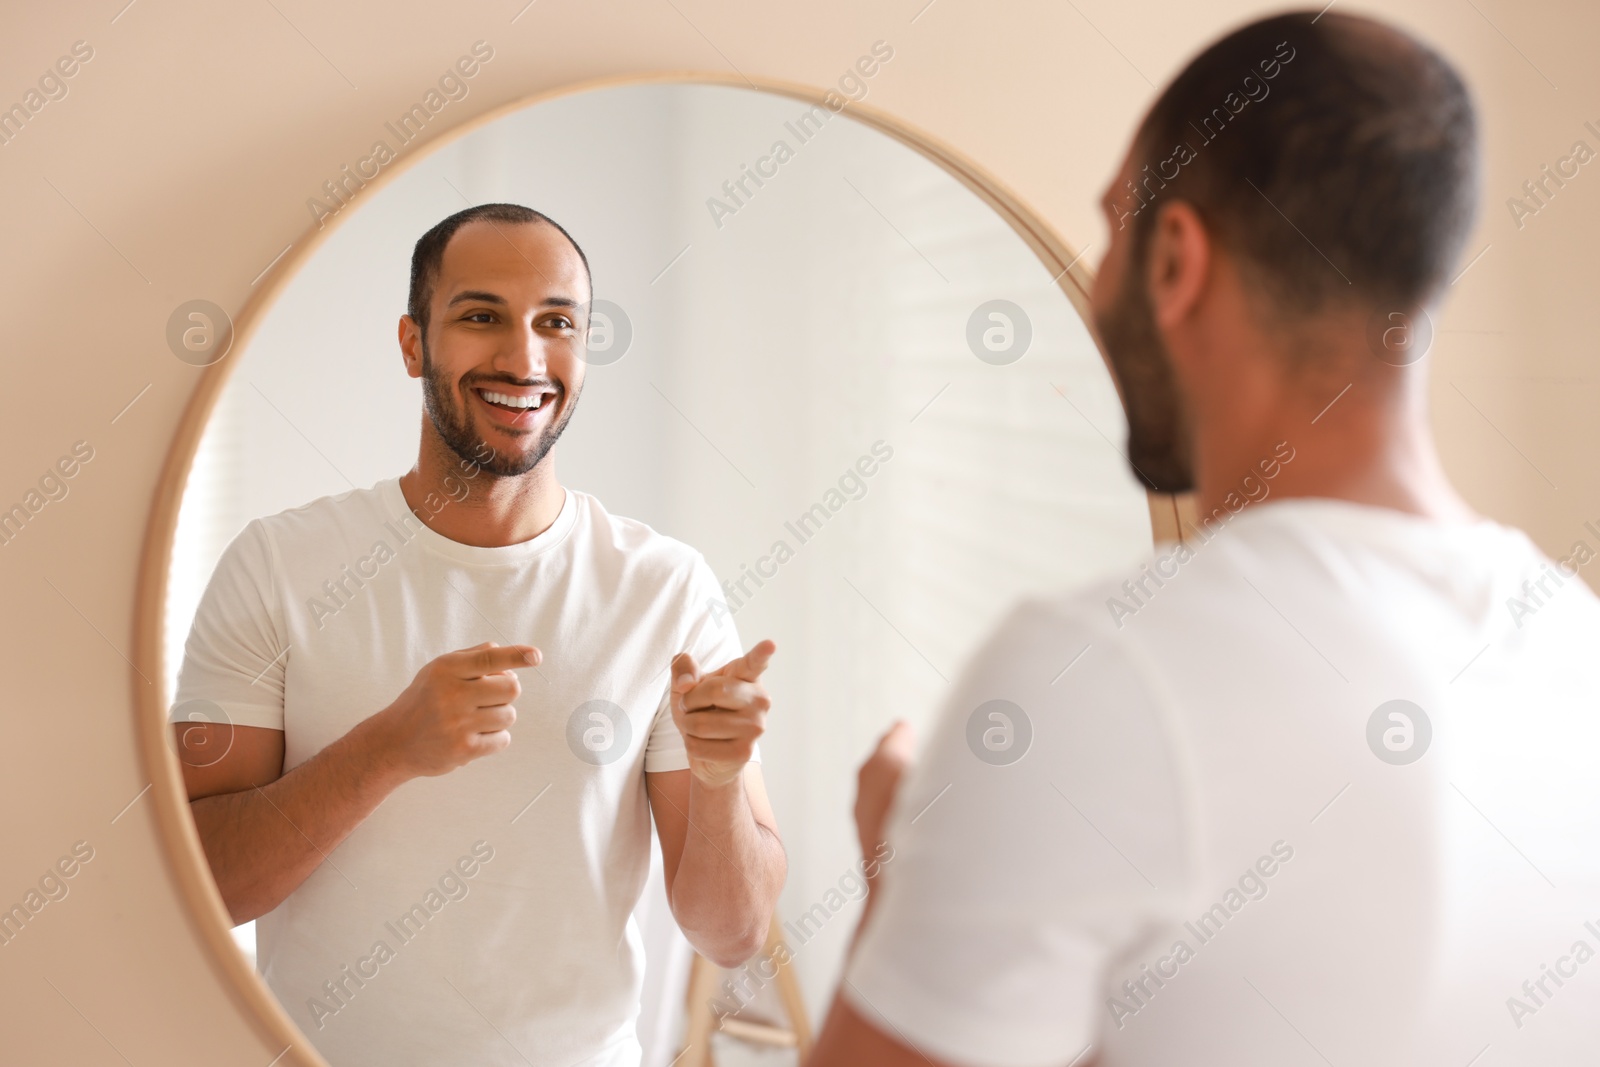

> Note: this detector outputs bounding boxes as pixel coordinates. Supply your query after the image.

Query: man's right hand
[373,642,541,778]
[180,640,541,925]
[855,720,916,865]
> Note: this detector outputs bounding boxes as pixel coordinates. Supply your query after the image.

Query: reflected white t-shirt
[846,498,1600,1067]
[172,478,745,1067]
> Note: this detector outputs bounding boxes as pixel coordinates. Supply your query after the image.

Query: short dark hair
[407,203,592,335]
[1126,11,1478,316]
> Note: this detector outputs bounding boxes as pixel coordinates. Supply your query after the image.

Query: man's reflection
[172,204,785,1067]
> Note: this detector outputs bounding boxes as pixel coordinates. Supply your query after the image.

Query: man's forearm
[191,715,409,924]
[671,775,786,968]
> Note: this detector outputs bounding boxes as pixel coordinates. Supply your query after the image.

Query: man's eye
[547,316,574,330]
[464,312,495,323]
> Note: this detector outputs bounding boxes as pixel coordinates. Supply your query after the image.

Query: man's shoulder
[1033,503,1600,662]
[568,490,708,578]
[206,483,393,580]
[990,515,1348,656]
[1004,566,1180,643]
[248,480,393,553]
[962,578,1165,698]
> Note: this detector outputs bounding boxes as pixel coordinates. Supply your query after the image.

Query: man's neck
[1189,371,1478,525]
[398,439,566,549]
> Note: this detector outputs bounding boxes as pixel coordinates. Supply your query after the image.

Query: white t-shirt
[846,497,1600,1067]
[172,478,745,1067]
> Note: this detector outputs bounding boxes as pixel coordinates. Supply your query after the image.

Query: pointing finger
[457,643,542,677]
[873,720,916,765]
[720,639,777,683]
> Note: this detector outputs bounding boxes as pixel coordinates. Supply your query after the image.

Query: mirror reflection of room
[164,81,1149,1066]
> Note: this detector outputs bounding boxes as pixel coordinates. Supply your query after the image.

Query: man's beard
[1092,240,1195,495]
[419,339,579,478]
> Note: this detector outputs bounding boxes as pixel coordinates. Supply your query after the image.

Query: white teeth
[481,390,545,410]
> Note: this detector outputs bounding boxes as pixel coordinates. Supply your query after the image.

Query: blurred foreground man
[814,11,1600,1066]
[173,205,784,1066]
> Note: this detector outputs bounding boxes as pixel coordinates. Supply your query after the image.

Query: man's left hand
[670,640,776,789]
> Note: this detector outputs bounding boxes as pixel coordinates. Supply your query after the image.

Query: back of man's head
[1128,11,1478,321]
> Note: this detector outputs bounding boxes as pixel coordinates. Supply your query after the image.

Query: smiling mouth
[476,387,554,412]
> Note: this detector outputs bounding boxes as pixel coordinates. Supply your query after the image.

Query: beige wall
[1,0,1594,1061]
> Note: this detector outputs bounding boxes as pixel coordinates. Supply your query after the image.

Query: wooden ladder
[676,915,812,1065]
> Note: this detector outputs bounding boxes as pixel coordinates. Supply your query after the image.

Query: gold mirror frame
[130,69,1184,1066]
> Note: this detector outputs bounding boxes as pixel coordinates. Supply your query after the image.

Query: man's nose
[497,319,548,380]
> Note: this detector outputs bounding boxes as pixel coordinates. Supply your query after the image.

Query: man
[813,11,1600,1066]
[172,204,785,1067]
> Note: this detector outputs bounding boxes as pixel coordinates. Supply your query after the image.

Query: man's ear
[398,315,424,379]
[1145,201,1212,331]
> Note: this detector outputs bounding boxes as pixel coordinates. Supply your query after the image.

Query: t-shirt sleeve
[643,551,757,774]
[842,599,1196,1067]
[170,519,290,732]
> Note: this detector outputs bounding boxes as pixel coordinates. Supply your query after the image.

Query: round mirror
[160,79,1153,1066]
